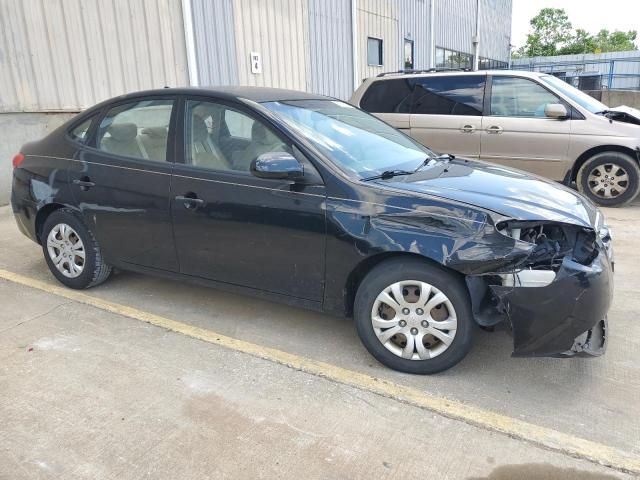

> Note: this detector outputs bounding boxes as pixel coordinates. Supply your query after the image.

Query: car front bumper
[490,248,613,358]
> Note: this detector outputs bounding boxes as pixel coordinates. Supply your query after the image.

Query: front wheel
[576,152,640,207]
[354,258,475,374]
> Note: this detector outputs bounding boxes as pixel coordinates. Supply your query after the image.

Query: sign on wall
[250,52,262,74]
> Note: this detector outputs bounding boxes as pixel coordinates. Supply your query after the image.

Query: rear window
[412,75,485,116]
[359,79,413,114]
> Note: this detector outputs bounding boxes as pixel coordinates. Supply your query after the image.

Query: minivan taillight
[12,153,25,169]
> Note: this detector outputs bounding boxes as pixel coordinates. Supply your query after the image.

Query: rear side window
[360,79,413,114]
[412,75,485,116]
[69,116,94,144]
[490,76,561,117]
[96,99,174,162]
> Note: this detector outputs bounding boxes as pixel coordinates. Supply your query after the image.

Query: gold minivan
[350,70,640,207]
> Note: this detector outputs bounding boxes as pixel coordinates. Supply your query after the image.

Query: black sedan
[11,87,613,374]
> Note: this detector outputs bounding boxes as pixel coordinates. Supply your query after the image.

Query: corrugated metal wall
[398,0,430,69]
[0,0,189,112]
[357,0,399,80]
[232,0,309,90]
[190,0,238,86]
[478,0,511,61]
[434,0,476,55]
[308,0,353,99]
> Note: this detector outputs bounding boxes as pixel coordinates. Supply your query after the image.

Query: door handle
[73,177,95,191]
[460,125,476,133]
[175,194,205,209]
[486,126,503,134]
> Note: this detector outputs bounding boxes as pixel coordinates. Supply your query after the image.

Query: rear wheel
[41,208,112,289]
[354,258,474,374]
[577,152,640,207]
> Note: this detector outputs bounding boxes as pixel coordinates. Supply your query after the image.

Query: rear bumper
[491,249,613,357]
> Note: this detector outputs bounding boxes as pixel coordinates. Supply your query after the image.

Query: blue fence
[511,57,640,91]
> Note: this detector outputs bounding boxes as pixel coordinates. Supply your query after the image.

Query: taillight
[12,153,25,169]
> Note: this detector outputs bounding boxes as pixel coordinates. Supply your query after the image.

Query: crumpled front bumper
[490,249,613,357]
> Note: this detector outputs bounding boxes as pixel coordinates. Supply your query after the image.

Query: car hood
[380,158,598,228]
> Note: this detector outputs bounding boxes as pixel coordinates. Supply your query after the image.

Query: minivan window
[412,75,485,116]
[540,75,608,114]
[264,99,433,178]
[97,99,174,162]
[490,77,560,117]
[360,79,413,114]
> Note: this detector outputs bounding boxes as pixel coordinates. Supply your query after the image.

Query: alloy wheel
[46,223,86,278]
[587,163,629,199]
[371,280,457,360]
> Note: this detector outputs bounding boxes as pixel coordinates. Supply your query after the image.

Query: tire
[41,208,112,289]
[354,258,475,374]
[576,152,640,207]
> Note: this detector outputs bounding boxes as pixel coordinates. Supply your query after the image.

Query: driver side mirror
[250,152,304,180]
[544,103,569,119]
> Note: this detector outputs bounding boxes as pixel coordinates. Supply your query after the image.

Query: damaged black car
[11,87,613,374]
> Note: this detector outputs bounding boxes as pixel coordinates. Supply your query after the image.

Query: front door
[170,97,327,302]
[68,97,178,271]
[480,75,571,180]
[409,74,486,158]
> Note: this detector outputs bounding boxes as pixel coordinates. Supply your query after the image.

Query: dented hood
[607,104,640,122]
[383,158,598,228]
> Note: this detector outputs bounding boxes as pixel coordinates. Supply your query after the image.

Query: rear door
[480,75,571,179]
[409,74,486,158]
[170,96,327,302]
[68,97,178,271]
[358,78,413,132]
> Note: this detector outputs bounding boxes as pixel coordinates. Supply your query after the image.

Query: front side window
[185,100,289,173]
[412,75,485,116]
[360,79,413,114]
[490,77,561,117]
[367,37,383,66]
[264,99,433,179]
[96,99,173,161]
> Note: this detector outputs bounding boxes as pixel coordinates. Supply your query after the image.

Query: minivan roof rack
[376,68,473,77]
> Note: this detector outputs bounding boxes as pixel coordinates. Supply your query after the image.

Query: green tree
[517,8,573,57]
[517,9,639,57]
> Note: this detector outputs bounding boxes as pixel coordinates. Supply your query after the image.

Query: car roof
[99,86,331,104]
[370,69,546,81]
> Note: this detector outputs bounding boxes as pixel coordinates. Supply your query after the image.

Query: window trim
[87,94,178,164]
[367,37,384,67]
[486,75,574,119]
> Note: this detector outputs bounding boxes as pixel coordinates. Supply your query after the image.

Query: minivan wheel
[41,208,112,289]
[354,258,474,374]
[577,152,640,207]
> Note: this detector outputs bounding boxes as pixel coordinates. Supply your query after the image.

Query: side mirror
[544,103,569,119]
[250,152,304,180]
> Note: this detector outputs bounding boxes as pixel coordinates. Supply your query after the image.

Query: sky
[511,0,640,49]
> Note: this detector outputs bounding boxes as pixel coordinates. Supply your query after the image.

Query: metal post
[472,0,480,71]
[181,0,199,86]
[352,0,359,89]
[608,60,615,89]
[429,0,436,69]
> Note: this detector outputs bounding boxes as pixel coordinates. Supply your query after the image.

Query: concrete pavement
[1,203,639,479]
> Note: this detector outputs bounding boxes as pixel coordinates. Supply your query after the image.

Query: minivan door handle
[175,194,205,210]
[486,125,503,134]
[460,125,476,133]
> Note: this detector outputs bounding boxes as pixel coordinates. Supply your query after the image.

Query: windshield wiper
[413,153,455,173]
[361,170,414,182]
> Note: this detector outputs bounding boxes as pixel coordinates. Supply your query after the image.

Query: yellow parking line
[0,267,637,475]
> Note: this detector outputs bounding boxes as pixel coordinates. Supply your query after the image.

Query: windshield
[262,99,434,178]
[540,75,608,113]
